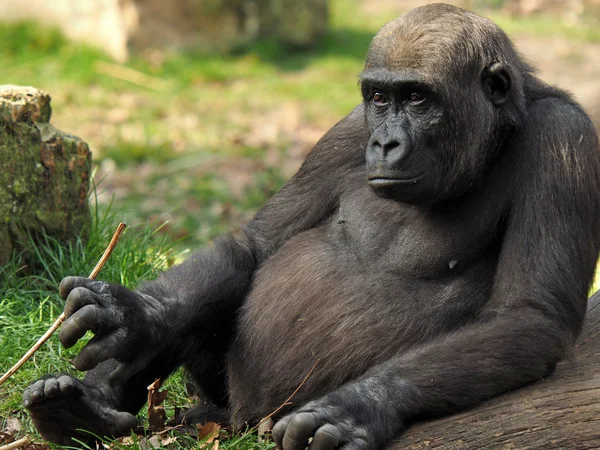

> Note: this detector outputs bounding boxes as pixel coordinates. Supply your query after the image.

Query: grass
[93,427,275,450]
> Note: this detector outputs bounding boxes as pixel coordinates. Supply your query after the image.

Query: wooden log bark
[390,291,600,449]
[0,85,91,265]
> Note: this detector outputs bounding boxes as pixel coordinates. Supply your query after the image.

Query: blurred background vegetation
[1,0,599,446]
[1,0,599,252]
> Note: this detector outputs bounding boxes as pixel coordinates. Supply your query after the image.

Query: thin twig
[0,437,30,450]
[0,223,127,386]
[88,223,127,279]
[256,359,320,429]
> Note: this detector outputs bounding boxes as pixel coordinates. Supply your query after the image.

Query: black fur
[23,4,600,449]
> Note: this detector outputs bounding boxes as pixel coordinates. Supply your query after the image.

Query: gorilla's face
[361,69,445,205]
[360,11,517,205]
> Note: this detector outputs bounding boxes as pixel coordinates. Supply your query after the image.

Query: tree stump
[0,85,91,265]
[390,291,600,449]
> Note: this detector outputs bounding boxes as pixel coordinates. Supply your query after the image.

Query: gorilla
[23,4,600,450]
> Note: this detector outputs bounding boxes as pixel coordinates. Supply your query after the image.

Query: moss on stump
[0,85,91,265]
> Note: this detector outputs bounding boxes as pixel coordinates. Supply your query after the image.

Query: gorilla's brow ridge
[360,69,426,85]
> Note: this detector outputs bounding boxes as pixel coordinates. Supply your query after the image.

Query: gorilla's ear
[482,62,511,106]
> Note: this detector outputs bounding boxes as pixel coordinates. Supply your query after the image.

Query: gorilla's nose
[366,133,412,169]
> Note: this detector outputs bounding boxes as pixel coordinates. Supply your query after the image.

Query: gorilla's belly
[226,226,494,426]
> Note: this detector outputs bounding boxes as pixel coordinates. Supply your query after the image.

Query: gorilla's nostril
[383,140,400,153]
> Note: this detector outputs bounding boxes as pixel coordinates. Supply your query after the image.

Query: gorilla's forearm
[378,313,566,418]
[136,232,256,336]
[275,312,568,449]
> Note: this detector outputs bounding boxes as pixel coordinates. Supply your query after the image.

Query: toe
[43,378,59,397]
[114,411,138,434]
[57,375,76,394]
[27,379,47,404]
[102,409,137,436]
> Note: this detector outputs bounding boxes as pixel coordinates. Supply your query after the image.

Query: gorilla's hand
[59,276,171,385]
[272,391,402,450]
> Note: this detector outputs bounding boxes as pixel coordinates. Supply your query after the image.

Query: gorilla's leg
[177,336,231,426]
[183,337,230,406]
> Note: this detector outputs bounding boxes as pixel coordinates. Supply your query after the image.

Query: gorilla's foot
[23,375,137,446]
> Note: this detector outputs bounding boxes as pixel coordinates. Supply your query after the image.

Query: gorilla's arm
[57,105,369,384]
[273,100,600,449]
[386,98,600,418]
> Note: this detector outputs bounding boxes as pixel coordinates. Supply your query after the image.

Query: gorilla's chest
[230,183,499,414]
[327,185,486,277]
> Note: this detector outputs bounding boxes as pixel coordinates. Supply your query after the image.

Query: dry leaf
[197,421,221,448]
[4,418,22,435]
[146,436,162,449]
[116,435,169,450]
[147,379,169,406]
[147,378,169,430]
[119,437,135,446]
[160,436,177,446]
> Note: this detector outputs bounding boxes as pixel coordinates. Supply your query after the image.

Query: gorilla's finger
[64,287,103,318]
[107,354,154,386]
[72,335,119,371]
[42,377,59,398]
[59,276,109,300]
[59,276,89,299]
[282,412,319,450]
[310,424,341,450]
[272,415,292,449]
[107,410,138,436]
[59,305,103,348]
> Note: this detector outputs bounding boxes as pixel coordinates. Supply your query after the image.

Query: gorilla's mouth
[368,172,426,187]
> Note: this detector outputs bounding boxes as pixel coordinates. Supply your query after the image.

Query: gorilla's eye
[372,91,389,106]
[409,92,426,105]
